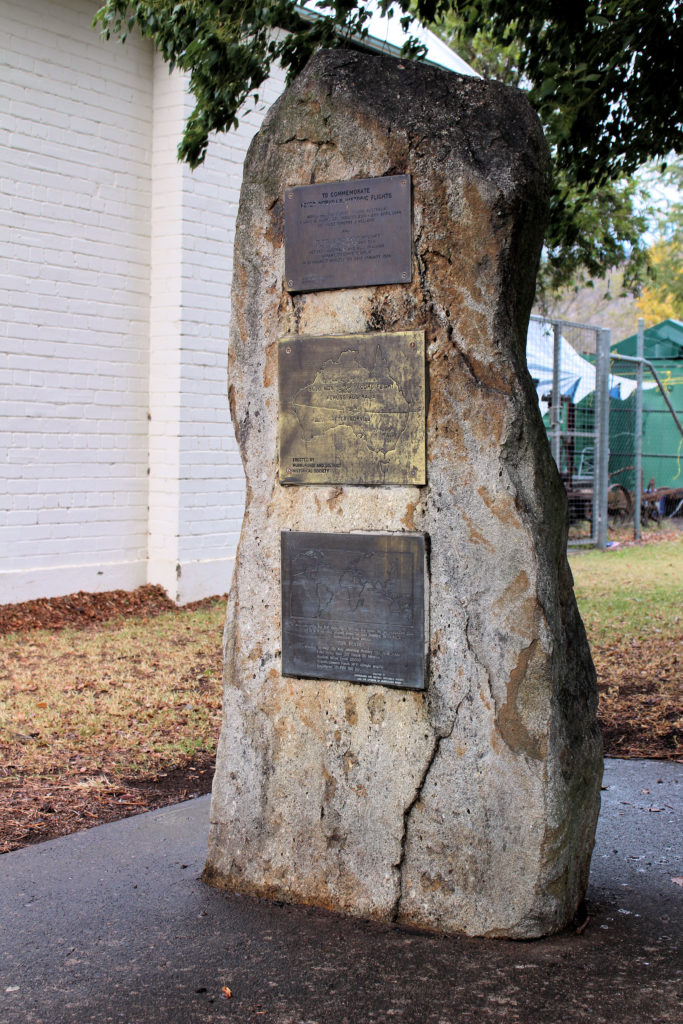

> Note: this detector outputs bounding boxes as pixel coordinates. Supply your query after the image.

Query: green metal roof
[613,319,683,360]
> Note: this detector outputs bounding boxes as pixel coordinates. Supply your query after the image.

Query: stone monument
[204,49,603,938]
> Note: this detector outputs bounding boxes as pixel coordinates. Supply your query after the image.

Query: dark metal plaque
[281,531,425,690]
[279,331,426,486]
[284,174,412,292]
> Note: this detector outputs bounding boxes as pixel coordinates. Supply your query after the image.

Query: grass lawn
[570,538,681,644]
[0,535,681,853]
[570,535,682,762]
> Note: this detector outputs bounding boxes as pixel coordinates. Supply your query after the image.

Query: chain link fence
[609,348,683,533]
[528,316,604,545]
[528,315,683,547]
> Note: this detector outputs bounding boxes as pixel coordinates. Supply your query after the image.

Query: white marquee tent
[526,318,650,417]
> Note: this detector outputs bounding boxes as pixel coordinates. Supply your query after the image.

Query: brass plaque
[284,174,412,292]
[281,531,426,690]
[279,331,426,486]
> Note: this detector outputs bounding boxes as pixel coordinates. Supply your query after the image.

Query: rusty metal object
[607,484,633,525]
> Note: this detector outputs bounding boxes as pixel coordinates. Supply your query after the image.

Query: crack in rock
[391,708,461,922]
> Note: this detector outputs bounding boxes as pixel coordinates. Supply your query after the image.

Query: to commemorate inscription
[279,331,426,486]
[284,174,411,292]
[281,531,426,690]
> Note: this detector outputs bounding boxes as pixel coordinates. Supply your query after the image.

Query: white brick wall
[1,0,153,601]
[173,69,287,602]
[1,0,287,605]
[146,59,184,599]
[146,61,287,603]
[0,2,474,607]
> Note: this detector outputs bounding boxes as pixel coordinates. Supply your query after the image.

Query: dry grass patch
[0,600,225,852]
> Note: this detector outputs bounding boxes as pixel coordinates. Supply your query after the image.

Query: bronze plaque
[279,331,426,486]
[281,531,426,690]
[284,174,412,292]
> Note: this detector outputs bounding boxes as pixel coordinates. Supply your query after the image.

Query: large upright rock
[204,49,602,937]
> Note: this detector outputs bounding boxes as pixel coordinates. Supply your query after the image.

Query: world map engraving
[289,547,412,625]
[278,331,426,486]
[281,530,426,690]
[292,346,410,461]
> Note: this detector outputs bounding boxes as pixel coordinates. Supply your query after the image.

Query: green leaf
[535,77,557,98]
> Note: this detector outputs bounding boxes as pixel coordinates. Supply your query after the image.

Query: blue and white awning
[527,319,651,414]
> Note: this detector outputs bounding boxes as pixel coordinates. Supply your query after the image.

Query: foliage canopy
[636,159,683,324]
[95,0,682,296]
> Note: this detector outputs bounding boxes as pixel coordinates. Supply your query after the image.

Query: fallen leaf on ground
[576,915,590,935]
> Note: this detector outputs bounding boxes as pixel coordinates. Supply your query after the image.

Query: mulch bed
[1,585,224,854]
[1,754,216,854]
[594,636,681,760]
[0,584,220,636]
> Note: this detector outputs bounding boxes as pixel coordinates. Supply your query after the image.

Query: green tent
[609,320,683,491]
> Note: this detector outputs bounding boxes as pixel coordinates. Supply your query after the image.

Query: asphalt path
[1,758,680,1024]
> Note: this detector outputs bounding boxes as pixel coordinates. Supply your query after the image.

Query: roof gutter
[294,2,478,74]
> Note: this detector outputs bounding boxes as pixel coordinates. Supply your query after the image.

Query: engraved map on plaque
[281,531,425,690]
[284,174,411,292]
[279,331,425,486]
